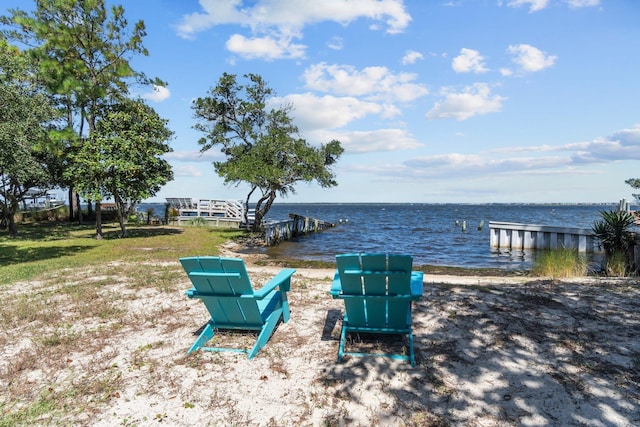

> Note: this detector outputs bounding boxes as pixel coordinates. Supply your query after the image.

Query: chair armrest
[410,271,424,299]
[254,268,296,299]
[330,270,423,299]
[185,288,197,298]
[330,270,342,297]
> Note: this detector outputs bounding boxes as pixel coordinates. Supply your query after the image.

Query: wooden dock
[489,221,599,253]
[166,198,246,228]
[264,213,335,245]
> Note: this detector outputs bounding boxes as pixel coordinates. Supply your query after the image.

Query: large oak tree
[66,99,174,237]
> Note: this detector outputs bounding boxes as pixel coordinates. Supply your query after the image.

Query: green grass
[531,248,588,279]
[0,222,245,285]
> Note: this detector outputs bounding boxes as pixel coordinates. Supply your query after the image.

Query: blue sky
[4,0,640,204]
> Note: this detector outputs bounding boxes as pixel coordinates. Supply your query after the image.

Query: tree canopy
[66,99,174,237]
[2,0,171,238]
[193,73,344,230]
[0,39,59,237]
[625,178,640,205]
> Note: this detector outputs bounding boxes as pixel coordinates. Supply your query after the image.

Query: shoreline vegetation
[1,223,639,426]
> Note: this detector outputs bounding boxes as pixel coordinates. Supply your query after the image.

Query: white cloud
[141,85,171,102]
[403,153,571,178]
[506,0,550,13]
[397,124,640,181]
[402,50,423,65]
[175,0,247,39]
[327,36,344,50]
[452,48,488,74]
[505,0,599,12]
[499,67,513,77]
[226,33,306,60]
[426,83,505,121]
[303,62,428,102]
[172,165,204,178]
[565,0,600,7]
[507,44,556,72]
[309,128,422,153]
[176,0,412,58]
[165,150,223,162]
[271,93,387,130]
[570,124,640,163]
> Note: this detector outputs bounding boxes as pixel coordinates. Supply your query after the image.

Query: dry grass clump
[530,248,588,278]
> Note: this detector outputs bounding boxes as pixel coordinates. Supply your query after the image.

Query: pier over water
[264,214,335,246]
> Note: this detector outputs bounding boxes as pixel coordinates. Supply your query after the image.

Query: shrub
[188,217,207,227]
[591,210,638,276]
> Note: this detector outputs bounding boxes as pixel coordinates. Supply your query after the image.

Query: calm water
[140,202,623,270]
[262,203,618,270]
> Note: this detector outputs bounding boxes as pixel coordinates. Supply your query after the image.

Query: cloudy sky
[5,0,640,204]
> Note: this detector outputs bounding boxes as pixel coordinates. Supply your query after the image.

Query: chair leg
[248,308,283,359]
[188,322,215,355]
[408,331,415,367]
[282,298,290,323]
[337,323,347,362]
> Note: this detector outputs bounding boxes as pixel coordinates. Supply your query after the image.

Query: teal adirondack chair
[180,256,295,359]
[330,253,424,366]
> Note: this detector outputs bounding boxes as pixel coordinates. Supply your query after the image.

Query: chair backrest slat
[336,253,413,329]
[181,256,262,327]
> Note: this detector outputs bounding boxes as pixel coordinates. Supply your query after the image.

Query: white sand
[1,251,639,426]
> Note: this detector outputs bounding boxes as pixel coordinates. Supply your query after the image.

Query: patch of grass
[530,249,588,279]
[603,251,627,277]
[0,223,244,285]
[0,395,59,427]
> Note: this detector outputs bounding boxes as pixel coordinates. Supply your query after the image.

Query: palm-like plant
[591,210,638,275]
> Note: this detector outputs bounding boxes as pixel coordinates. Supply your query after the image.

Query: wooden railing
[489,221,600,253]
[166,198,246,228]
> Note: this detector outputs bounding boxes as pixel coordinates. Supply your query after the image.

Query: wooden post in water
[263,213,335,245]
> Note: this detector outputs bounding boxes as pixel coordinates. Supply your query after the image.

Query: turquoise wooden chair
[180,256,295,359]
[330,253,424,366]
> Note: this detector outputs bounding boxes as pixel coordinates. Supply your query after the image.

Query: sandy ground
[1,245,639,426]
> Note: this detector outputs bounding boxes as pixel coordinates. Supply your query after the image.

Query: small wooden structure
[166,198,246,228]
[489,221,599,253]
[264,213,335,245]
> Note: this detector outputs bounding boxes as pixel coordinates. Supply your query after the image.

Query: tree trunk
[251,190,276,232]
[6,200,19,238]
[244,186,257,226]
[114,194,128,237]
[95,201,103,239]
[76,192,83,224]
[7,215,17,238]
[68,187,78,222]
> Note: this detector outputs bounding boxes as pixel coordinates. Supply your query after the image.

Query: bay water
[139,202,623,269]
[265,203,617,270]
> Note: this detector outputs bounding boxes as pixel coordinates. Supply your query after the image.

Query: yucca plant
[591,210,638,275]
